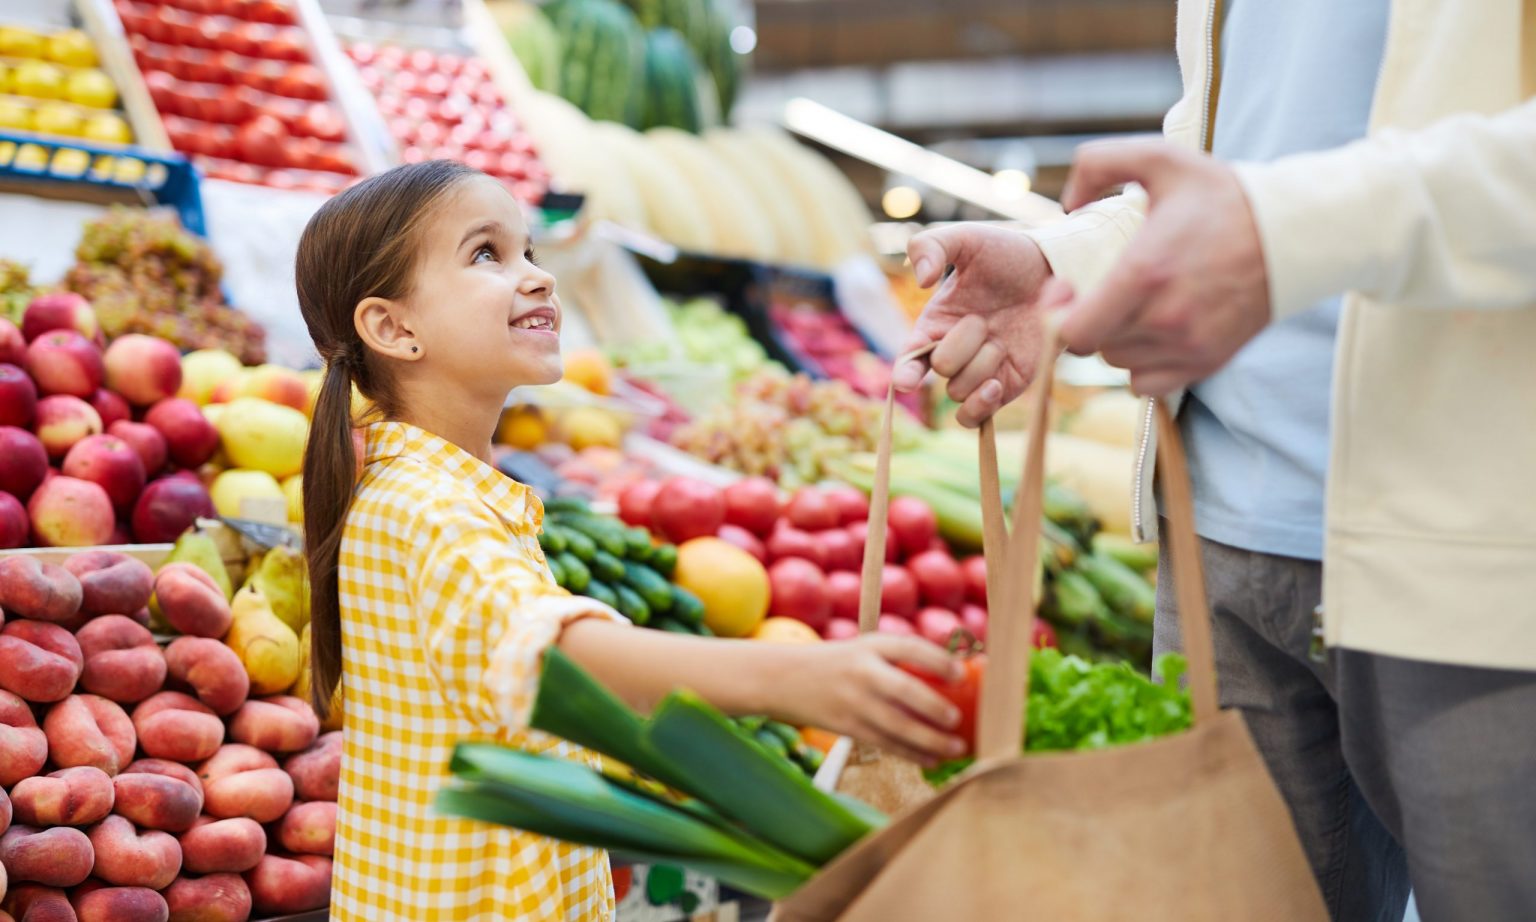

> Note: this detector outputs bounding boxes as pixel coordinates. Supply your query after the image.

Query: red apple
[906,550,967,610]
[817,527,862,572]
[785,487,839,532]
[144,398,219,468]
[915,607,963,648]
[0,362,38,427]
[723,477,780,537]
[826,570,862,622]
[0,317,25,364]
[28,475,116,547]
[104,334,183,407]
[25,331,105,398]
[0,425,49,499]
[888,496,939,559]
[823,617,860,641]
[21,292,99,343]
[649,477,725,543]
[768,557,830,630]
[63,434,146,514]
[960,603,988,644]
[717,523,768,564]
[823,485,869,525]
[87,388,131,430]
[616,479,660,528]
[35,394,103,459]
[879,564,919,617]
[961,555,989,606]
[132,475,215,543]
[0,490,27,548]
[765,521,824,568]
[877,614,915,636]
[108,421,169,477]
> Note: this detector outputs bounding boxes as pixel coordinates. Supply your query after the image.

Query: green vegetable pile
[925,649,1191,786]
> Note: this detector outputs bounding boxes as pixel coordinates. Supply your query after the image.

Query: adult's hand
[1057,140,1271,396]
[893,224,1052,427]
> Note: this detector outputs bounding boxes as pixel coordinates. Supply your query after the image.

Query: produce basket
[0,128,206,233]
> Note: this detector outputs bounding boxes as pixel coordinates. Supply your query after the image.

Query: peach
[152,565,231,639]
[61,437,144,516]
[163,638,248,715]
[0,558,82,623]
[43,695,134,775]
[21,293,99,344]
[228,696,318,754]
[1,786,8,835]
[76,616,165,704]
[104,336,182,408]
[112,771,203,834]
[132,692,224,763]
[63,553,154,618]
[4,884,76,922]
[243,854,330,916]
[9,767,114,827]
[24,332,103,400]
[0,690,48,786]
[72,884,168,922]
[85,389,129,431]
[163,873,250,922]
[130,479,215,545]
[107,422,168,478]
[124,758,204,794]
[177,818,265,875]
[0,427,49,500]
[0,825,94,887]
[0,364,36,429]
[282,731,341,803]
[277,801,335,856]
[87,815,181,890]
[0,620,84,702]
[26,477,115,549]
[0,494,27,549]
[33,396,101,461]
[144,399,218,470]
[197,745,292,824]
[0,317,24,364]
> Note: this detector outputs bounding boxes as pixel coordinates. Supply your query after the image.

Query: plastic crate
[0,129,206,235]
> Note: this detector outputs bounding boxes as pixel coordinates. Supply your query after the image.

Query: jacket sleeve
[409,498,624,735]
[1234,98,1536,319]
[1024,190,1148,293]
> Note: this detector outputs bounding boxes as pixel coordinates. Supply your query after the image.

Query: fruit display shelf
[0,129,206,234]
[107,0,391,193]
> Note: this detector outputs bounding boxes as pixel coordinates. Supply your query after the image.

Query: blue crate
[0,131,207,237]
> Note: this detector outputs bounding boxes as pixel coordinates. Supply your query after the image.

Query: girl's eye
[524,248,540,267]
[473,244,498,264]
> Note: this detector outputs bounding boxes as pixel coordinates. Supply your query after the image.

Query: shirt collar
[364,421,539,528]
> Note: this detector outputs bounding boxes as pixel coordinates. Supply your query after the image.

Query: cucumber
[667,585,706,626]
[613,584,652,626]
[557,553,591,592]
[622,561,675,613]
[1092,532,1160,574]
[584,579,620,610]
[538,527,568,556]
[546,554,568,588]
[735,715,767,734]
[794,743,825,774]
[764,721,801,749]
[1045,569,1109,628]
[653,616,695,635]
[754,728,791,761]
[549,525,596,563]
[624,527,654,560]
[590,550,628,584]
[649,543,678,576]
[1077,552,1156,625]
[544,496,593,516]
[556,514,629,557]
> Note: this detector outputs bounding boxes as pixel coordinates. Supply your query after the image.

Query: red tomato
[616,479,660,527]
[649,477,725,543]
[906,549,966,610]
[765,521,824,568]
[817,527,862,573]
[961,555,989,606]
[768,558,830,630]
[960,603,988,644]
[716,524,768,565]
[914,607,963,648]
[876,614,914,637]
[785,487,839,532]
[723,476,780,537]
[823,617,860,641]
[846,520,899,564]
[826,570,862,622]
[879,564,919,617]
[887,496,939,559]
[901,655,984,755]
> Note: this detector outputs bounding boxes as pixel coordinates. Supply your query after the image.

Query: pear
[226,582,300,695]
[244,544,308,634]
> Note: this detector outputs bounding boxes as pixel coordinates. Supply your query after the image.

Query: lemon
[0,27,45,60]
[495,406,549,450]
[46,30,98,68]
[66,69,117,109]
[32,103,83,138]
[13,61,65,99]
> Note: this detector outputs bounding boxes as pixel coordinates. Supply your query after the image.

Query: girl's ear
[355,296,423,362]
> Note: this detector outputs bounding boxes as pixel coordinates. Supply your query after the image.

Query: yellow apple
[0,99,30,131]
[211,468,286,519]
[66,69,116,109]
[13,61,65,99]
[46,30,99,68]
[216,398,309,479]
[81,112,132,145]
[0,27,46,60]
[32,102,83,138]
[180,348,245,404]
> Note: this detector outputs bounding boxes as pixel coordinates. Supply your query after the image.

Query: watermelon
[554,0,647,126]
[495,1,563,94]
[701,0,742,120]
[640,28,705,132]
[630,0,709,55]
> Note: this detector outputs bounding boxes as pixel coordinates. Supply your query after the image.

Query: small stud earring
[411,346,419,353]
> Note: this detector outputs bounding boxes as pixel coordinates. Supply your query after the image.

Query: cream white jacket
[1025,0,1536,670]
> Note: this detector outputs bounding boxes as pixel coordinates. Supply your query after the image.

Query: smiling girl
[295,161,964,921]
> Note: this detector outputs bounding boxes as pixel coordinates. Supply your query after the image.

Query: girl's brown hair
[296,160,477,718]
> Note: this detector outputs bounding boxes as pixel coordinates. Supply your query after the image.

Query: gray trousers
[1154,534,1536,922]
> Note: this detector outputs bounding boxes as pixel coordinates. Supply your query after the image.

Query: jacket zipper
[1133,0,1224,541]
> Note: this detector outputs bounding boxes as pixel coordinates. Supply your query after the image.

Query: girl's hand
[773,635,969,767]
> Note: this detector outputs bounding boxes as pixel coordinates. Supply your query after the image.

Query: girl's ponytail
[302,356,356,718]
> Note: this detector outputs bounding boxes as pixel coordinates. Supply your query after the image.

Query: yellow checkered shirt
[331,421,624,921]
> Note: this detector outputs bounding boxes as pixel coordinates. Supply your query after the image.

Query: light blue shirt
[1183,0,1390,560]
